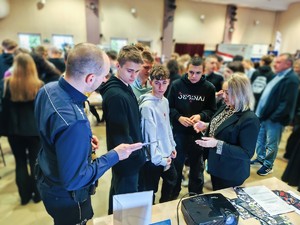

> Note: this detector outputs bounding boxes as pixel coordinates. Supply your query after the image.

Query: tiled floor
[0,121,296,225]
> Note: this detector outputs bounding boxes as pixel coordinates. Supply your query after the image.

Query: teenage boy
[131,49,154,99]
[139,64,177,203]
[99,45,146,214]
[168,57,216,199]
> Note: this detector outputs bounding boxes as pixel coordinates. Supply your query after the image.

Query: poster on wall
[216,44,251,61]
[251,44,269,61]
[274,31,282,53]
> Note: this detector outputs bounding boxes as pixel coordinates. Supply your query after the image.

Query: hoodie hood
[139,93,161,106]
[131,78,152,99]
[258,65,272,74]
[99,75,130,96]
[182,73,207,85]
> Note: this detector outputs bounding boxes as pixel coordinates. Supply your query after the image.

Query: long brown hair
[8,53,43,102]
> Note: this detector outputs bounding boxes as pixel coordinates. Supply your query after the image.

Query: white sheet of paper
[243,186,294,216]
[113,191,153,225]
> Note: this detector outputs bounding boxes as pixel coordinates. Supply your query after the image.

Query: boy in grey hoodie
[139,64,177,203]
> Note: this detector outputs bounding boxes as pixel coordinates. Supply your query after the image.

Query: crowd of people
[1,38,300,225]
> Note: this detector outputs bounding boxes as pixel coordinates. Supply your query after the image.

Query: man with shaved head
[34,43,142,225]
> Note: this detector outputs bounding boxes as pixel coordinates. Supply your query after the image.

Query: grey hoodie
[139,93,176,166]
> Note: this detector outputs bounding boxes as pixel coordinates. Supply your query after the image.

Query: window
[18,33,41,51]
[137,39,152,48]
[52,34,74,50]
[110,38,128,53]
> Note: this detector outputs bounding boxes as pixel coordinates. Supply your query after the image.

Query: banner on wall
[274,31,281,53]
[216,44,251,61]
[216,44,268,61]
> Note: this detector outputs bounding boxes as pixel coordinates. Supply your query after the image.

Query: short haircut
[280,53,294,66]
[65,43,107,80]
[2,39,18,50]
[261,55,273,66]
[141,50,154,63]
[117,45,143,67]
[149,64,169,80]
[227,61,244,73]
[187,57,203,68]
[205,54,218,62]
[106,50,118,60]
[227,72,255,111]
[232,55,244,62]
[34,45,47,56]
[167,59,179,74]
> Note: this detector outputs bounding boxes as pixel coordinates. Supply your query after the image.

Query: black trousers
[211,175,242,191]
[172,133,204,198]
[108,170,139,214]
[139,160,177,204]
[8,135,41,203]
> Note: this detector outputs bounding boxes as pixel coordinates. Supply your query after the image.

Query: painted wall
[0,0,86,44]
[276,2,300,53]
[0,0,299,55]
[99,0,164,54]
[174,1,226,50]
[232,7,276,46]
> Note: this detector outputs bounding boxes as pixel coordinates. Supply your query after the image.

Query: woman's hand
[193,121,207,133]
[195,137,218,148]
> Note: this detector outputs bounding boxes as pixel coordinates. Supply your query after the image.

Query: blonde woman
[4,53,43,205]
[194,73,260,190]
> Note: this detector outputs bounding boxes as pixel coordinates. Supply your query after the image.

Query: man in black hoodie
[168,57,216,199]
[0,39,17,80]
[99,45,145,214]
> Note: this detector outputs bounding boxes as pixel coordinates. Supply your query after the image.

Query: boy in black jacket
[167,57,216,198]
[100,45,145,214]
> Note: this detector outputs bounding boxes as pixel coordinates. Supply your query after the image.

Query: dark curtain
[174,43,205,57]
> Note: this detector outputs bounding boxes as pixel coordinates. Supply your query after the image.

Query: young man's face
[205,58,218,74]
[150,78,169,98]
[187,64,203,83]
[117,61,142,85]
[139,60,153,78]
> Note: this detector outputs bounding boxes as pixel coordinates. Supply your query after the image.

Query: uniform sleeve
[55,121,119,191]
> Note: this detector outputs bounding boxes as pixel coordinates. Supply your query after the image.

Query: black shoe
[32,193,42,203]
[21,197,31,205]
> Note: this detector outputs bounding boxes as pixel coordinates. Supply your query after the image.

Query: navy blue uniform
[34,77,119,225]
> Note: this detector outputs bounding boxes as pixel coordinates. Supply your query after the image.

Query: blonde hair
[227,72,255,112]
[9,53,43,101]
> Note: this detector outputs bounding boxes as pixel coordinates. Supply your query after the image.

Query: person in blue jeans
[251,53,299,176]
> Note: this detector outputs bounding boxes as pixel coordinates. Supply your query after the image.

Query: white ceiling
[189,0,300,11]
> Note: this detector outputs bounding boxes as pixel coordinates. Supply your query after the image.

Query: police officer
[34,43,143,225]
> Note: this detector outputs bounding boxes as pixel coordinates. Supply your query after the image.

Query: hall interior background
[1,0,300,57]
[1,0,300,224]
